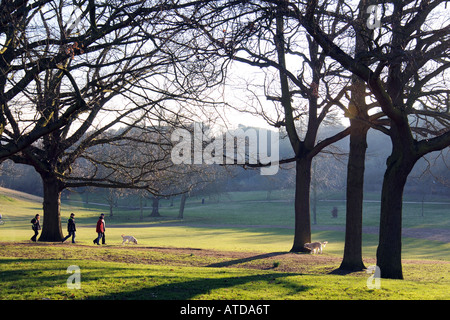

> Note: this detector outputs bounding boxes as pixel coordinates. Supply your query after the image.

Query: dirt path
[1,242,445,278]
[1,242,448,277]
[0,241,343,274]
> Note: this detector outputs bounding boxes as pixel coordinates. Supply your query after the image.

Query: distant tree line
[2,125,448,199]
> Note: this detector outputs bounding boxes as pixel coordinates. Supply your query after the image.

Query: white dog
[304,241,328,254]
[121,234,138,244]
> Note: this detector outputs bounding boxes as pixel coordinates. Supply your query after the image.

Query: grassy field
[0,187,449,301]
[1,244,449,300]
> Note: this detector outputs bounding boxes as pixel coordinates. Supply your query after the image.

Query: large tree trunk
[150,196,161,217]
[339,119,368,271]
[376,149,415,279]
[339,0,371,270]
[38,173,64,242]
[178,193,187,219]
[311,161,317,225]
[290,157,312,252]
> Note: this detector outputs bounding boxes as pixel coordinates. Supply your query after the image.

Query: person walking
[100,213,106,245]
[93,214,105,245]
[30,214,41,242]
[62,213,76,243]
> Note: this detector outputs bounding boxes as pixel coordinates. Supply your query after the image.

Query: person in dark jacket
[62,213,76,243]
[30,214,41,242]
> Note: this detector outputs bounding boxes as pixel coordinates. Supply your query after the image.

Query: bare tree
[339,0,375,272]
[0,0,95,160]
[103,188,122,217]
[287,0,450,278]
[176,1,351,252]
[6,0,223,241]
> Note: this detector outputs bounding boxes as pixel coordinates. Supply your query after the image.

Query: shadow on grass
[0,258,71,295]
[0,256,313,300]
[328,268,364,276]
[0,259,52,281]
[207,252,288,269]
[86,272,312,300]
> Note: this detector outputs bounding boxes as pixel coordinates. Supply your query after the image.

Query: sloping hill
[0,186,42,203]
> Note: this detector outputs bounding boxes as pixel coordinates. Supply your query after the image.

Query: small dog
[304,241,328,254]
[121,234,138,245]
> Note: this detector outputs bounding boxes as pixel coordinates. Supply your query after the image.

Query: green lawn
[1,244,449,300]
[1,189,448,259]
[0,188,449,300]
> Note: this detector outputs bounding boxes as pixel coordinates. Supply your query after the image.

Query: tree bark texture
[178,193,187,219]
[340,119,368,271]
[150,196,161,217]
[290,157,312,252]
[376,142,416,279]
[38,174,64,242]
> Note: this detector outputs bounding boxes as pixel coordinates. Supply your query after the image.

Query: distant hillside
[0,187,43,203]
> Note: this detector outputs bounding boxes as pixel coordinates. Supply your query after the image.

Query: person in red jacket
[93,214,105,245]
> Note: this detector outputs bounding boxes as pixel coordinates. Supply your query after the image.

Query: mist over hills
[0,124,448,200]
